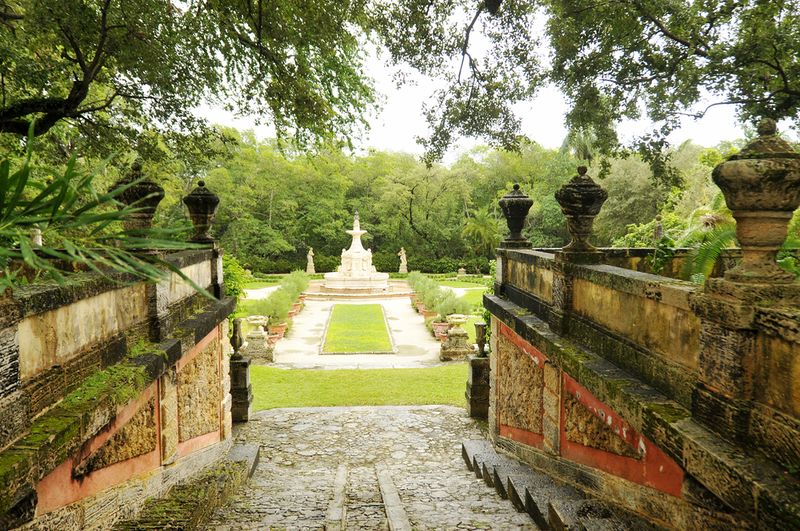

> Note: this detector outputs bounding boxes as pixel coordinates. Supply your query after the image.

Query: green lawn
[459,288,487,311]
[438,279,487,288]
[250,364,467,410]
[323,304,393,353]
[244,280,279,290]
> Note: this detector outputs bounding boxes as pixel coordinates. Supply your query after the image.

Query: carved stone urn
[554,166,608,259]
[183,180,220,243]
[498,184,534,248]
[112,161,165,234]
[712,119,800,284]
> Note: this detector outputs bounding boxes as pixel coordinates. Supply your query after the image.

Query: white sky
[197,47,764,165]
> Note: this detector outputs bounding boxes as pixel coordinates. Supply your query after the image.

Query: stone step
[548,499,616,530]
[526,485,585,529]
[489,461,546,499]
[505,471,564,513]
[113,444,260,530]
[479,453,531,490]
[462,439,495,471]
[577,518,629,531]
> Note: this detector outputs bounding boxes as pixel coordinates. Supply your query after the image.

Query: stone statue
[398,247,408,273]
[306,247,315,274]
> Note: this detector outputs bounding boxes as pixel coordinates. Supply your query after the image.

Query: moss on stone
[647,402,690,424]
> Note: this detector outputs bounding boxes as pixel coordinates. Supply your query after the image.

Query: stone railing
[0,170,242,530]
[480,120,800,529]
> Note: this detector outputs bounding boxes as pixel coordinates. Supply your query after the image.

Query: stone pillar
[466,355,490,419]
[159,367,178,464]
[689,119,800,442]
[0,295,27,450]
[488,317,500,442]
[541,361,561,455]
[548,260,573,336]
[229,319,253,422]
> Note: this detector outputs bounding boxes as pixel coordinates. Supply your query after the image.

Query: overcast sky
[198,49,757,165]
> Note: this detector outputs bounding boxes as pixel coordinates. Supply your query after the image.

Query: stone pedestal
[690,279,800,441]
[440,316,474,361]
[245,327,271,363]
[466,355,490,419]
[230,356,252,422]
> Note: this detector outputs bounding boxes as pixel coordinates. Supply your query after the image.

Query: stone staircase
[462,440,661,530]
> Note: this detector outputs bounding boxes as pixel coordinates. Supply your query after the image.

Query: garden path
[271,298,442,369]
[203,405,534,530]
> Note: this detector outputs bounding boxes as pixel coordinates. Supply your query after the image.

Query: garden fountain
[322,212,390,293]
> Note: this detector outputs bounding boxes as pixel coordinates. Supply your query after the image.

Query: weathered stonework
[178,337,221,442]
[18,285,148,380]
[497,333,543,434]
[484,239,800,528]
[78,398,157,476]
[571,278,701,370]
[563,393,638,458]
[160,368,178,463]
[541,362,561,454]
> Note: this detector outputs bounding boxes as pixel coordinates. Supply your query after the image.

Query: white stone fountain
[322,212,389,293]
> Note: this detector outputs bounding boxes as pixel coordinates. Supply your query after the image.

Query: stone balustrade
[0,173,238,530]
[482,122,800,529]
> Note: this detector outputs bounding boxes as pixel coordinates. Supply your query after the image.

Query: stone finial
[112,160,165,234]
[498,183,534,249]
[554,166,608,261]
[183,180,220,243]
[712,119,800,283]
[231,317,244,359]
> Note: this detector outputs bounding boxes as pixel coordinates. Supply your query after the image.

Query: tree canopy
[2,1,798,163]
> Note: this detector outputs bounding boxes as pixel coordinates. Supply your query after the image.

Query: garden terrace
[0,248,236,525]
[478,124,800,529]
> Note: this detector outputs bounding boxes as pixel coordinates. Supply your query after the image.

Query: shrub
[433,292,472,322]
[222,254,250,300]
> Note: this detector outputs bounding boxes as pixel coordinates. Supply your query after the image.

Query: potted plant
[265,289,292,337]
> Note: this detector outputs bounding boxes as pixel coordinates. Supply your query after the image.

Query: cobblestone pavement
[204,405,534,530]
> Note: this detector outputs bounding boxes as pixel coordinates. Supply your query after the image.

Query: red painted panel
[500,425,544,448]
[35,326,225,515]
[561,374,684,497]
[499,322,549,365]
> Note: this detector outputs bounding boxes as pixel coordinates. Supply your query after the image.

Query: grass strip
[250,364,467,410]
[322,304,393,353]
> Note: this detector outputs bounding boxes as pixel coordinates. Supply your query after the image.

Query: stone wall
[485,247,800,529]
[0,248,236,530]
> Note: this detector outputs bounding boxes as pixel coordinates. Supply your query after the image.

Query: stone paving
[203,405,534,530]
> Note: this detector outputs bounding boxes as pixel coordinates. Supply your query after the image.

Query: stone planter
[712,119,800,283]
[432,320,450,336]
[268,322,288,338]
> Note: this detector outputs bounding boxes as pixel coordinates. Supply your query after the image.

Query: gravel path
[203,406,534,530]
